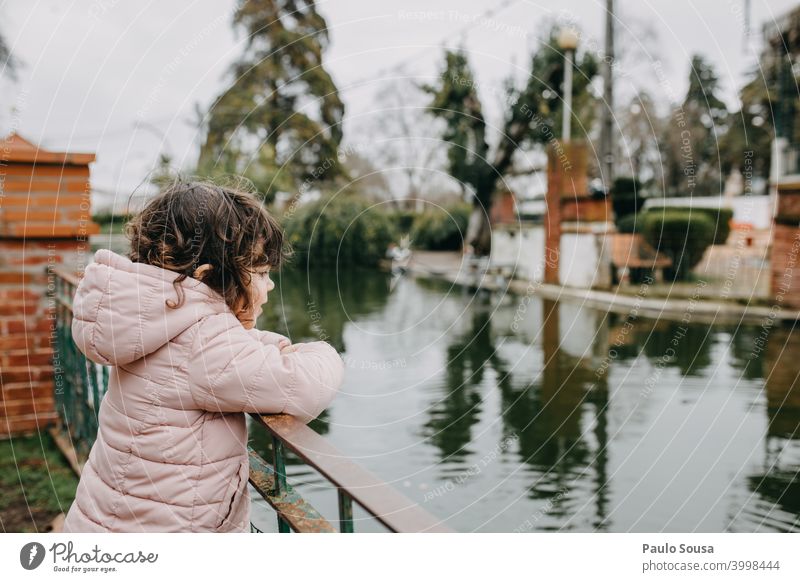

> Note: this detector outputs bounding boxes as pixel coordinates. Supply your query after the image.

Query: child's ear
[192,264,214,280]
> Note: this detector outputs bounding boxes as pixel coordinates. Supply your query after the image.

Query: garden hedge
[642,209,715,280]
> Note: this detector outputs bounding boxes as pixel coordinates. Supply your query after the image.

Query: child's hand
[279,340,302,354]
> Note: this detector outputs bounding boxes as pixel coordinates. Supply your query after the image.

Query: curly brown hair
[125,179,289,317]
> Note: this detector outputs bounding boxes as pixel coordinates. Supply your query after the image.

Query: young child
[62,181,344,533]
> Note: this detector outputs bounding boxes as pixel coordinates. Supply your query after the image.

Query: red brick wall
[770,222,800,311]
[561,197,612,223]
[775,181,800,222]
[0,243,58,435]
[771,180,800,311]
[0,241,92,433]
[765,327,800,439]
[0,164,93,237]
[0,135,97,437]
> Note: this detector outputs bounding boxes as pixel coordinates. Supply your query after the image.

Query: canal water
[248,267,800,533]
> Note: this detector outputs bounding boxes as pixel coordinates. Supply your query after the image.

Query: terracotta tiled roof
[1,132,95,165]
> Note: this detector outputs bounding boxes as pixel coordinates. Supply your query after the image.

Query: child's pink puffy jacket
[62,249,343,532]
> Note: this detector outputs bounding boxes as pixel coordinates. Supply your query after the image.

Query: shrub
[715,208,734,244]
[612,176,644,227]
[92,212,132,225]
[92,213,132,235]
[644,206,733,245]
[616,213,642,234]
[665,206,733,245]
[409,203,472,251]
[713,208,734,244]
[642,210,715,280]
[695,207,733,245]
[388,209,418,234]
[283,195,397,267]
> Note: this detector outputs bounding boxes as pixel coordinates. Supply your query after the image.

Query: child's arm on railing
[188,314,343,423]
[247,328,290,349]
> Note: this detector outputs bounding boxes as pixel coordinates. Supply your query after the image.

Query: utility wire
[342,0,525,91]
[42,0,527,140]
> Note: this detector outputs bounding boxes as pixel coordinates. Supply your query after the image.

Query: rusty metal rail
[50,267,451,533]
[247,446,335,532]
[250,414,451,533]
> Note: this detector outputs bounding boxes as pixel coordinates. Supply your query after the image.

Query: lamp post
[558,27,579,142]
[600,0,615,193]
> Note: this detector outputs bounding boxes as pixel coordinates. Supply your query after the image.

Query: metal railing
[50,268,450,533]
[52,269,107,461]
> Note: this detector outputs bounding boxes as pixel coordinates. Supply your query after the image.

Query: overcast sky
[0,0,797,203]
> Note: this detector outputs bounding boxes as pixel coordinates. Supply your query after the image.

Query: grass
[99,220,127,235]
[92,214,130,235]
[0,431,79,532]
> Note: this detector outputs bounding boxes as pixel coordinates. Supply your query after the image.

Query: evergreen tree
[425,27,598,255]
[1,16,18,81]
[662,55,730,196]
[197,0,344,202]
[726,35,800,191]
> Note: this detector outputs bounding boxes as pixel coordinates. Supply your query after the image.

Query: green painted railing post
[271,436,291,533]
[338,490,354,533]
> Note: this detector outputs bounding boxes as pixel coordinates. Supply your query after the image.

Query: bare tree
[351,78,452,210]
[615,92,664,184]
[0,25,18,80]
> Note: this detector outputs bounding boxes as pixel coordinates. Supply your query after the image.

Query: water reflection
[730,327,800,532]
[248,266,799,532]
[423,298,499,461]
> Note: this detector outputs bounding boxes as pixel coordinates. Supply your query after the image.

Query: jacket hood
[71,249,231,366]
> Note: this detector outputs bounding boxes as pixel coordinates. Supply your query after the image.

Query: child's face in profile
[239,266,275,329]
[192,263,275,329]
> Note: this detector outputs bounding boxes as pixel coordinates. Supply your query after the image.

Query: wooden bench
[610,233,672,284]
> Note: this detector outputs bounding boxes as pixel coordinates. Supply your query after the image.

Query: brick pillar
[544,147,563,285]
[765,326,800,439]
[771,179,800,310]
[545,141,612,285]
[0,133,98,437]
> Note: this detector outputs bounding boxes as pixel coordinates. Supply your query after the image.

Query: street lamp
[558,27,579,143]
